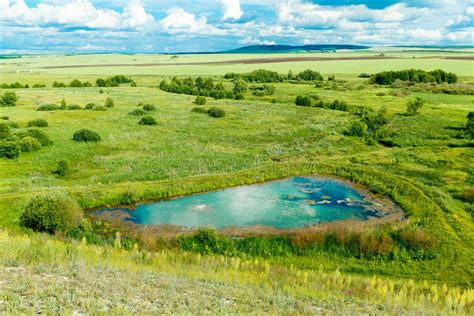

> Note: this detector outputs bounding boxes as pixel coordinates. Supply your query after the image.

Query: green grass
[0,52,473,310]
[0,229,472,314]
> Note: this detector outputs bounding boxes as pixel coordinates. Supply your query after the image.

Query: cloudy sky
[0,0,472,53]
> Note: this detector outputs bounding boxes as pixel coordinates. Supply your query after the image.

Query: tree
[406,97,425,116]
[60,98,67,109]
[1,91,18,107]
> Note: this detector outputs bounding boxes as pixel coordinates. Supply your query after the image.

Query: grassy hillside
[1,229,472,314]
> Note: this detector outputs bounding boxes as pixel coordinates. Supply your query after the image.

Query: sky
[0,0,473,53]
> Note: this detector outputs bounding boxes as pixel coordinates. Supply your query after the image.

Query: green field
[1,51,473,313]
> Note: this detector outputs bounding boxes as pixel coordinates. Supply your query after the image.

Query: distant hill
[223,44,370,54]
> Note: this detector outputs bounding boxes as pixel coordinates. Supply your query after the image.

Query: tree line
[370,69,458,85]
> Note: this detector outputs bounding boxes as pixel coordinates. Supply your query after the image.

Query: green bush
[207,107,226,118]
[138,116,157,125]
[84,103,95,110]
[14,129,52,146]
[27,119,48,127]
[67,104,82,110]
[60,98,67,109]
[19,136,42,152]
[72,129,101,142]
[0,141,20,159]
[92,105,107,111]
[142,104,156,111]
[1,91,18,107]
[20,194,83,234]
[128,109,147,116]
[37,104,61,111]
[194,96,207,105]
[1,116,8,120]
[295,95,312,107]
[53,160,71,177]
[0,123,11,139]
[191,107,208,114]
[105,97,114,108]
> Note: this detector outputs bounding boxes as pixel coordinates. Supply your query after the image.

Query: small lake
[97,177,396,229]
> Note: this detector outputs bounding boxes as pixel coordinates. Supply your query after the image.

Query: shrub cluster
[191,107,226,118]
[96,75,133,87]
[72,129,101,142]
[37,103,61,111]
[160,77,236,100]
[370,69,458,85]
[295,95,350,111]
[128,109,147,116]
[20,194,83,234]
[1,82,28,89]
[250,84,275,96]
[466,112,474,139]
[0,124,52,159]
[53,79,92,88]
[406,97,425,116]
[225,69,324,83]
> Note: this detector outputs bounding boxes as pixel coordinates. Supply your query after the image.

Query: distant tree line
[96,75,135,87]
[1,82,45,89]
[224,69,324,83]
[159,77,240,100]
[370,69,458,85]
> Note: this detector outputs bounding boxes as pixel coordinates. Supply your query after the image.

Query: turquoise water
[101,177,386,229]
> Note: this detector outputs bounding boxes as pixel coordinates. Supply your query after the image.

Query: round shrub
[142,104,156,111]
[37,104,61,111]
[194,96,207,105]
[128,109,147,116]
[72,129,101,142]
[67,104,82,110]
[23,129,53,146]
[84,103,95,110]
[207,107,225,118]
[0,141,20,159]
[138,116,157,125]
[1,116,8,120]
[105,97,114,108]
[191,107,208,114]
[1,91,18,107]
[19,136,42,152]
[20,194,83,234]
[27,119,48,127]
[92,105,107,111]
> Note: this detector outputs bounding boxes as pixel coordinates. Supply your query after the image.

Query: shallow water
[98,177,391,229]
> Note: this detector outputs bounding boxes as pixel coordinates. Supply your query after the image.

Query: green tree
[406,97,425,116]
[105,97,114,108]
[1,91,18,107]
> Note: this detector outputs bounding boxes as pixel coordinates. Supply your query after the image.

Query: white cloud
[241,36,276,45]
[404,28,443,41]
[0,0,154,29]
[159,8,226,35]
[222,0,243,20]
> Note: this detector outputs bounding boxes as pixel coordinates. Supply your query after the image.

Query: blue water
[102,177,385,229]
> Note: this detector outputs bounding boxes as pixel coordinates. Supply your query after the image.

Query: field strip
[39,56,411,69]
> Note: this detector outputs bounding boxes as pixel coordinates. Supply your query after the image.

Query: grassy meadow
[0,51,473,312]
